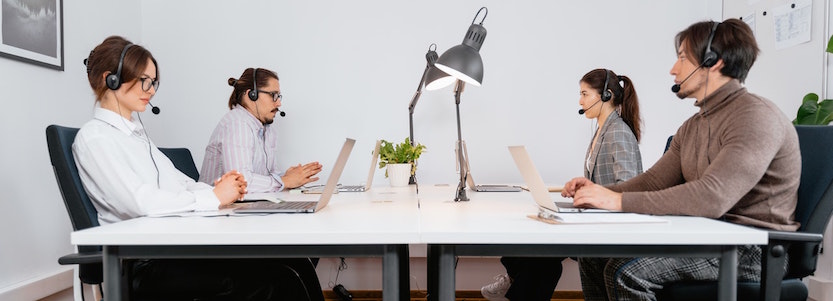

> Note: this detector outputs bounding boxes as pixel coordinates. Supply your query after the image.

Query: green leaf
[827,35,833,53]
[794,93,819,125]
[794,93,833,125]
[817,98,833,124]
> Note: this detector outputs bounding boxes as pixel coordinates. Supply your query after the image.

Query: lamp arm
[454,80,469,202]
[408,63,431,185]
[408,64,431,115]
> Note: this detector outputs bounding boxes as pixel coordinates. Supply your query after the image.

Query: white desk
[71,184,768,301]
[416,186,768,301]
[71,186,420,301]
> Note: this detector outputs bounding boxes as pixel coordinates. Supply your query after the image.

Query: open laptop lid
[508,145,560,213]
[463,142,521,192]
[508,145,612,213]
[314,138,356,211]
[363,140,381,190]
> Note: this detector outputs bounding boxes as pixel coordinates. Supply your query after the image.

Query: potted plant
[794,35,833,125]
[378,138,426,187]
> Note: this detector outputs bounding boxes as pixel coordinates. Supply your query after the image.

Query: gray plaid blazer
[584,112,643,185]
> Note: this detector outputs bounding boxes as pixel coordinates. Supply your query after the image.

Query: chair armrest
[768,230,822,243]
[58,251,102,265]
[759,231,822,301]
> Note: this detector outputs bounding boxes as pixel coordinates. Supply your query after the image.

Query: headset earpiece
[106,44,134,90]
[601,69,612,102]
[248,68,259,101]
[702,22,720,68]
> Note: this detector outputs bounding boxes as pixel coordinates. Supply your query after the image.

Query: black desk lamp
[408,44,454,184]
[433,7,488,202]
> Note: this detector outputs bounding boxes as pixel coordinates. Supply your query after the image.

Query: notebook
[461,141,522,192]
[508,145,612,213]
[234,138,355,213]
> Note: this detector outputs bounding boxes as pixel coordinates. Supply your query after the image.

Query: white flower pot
[386,163,411,187]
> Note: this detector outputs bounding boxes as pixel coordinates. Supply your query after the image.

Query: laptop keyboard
[339,185,366,192]
[244,201,317,210]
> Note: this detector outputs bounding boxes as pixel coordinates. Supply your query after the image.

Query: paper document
[147,208,238,218]
[521,185,563,193]
[530,212,668,225]
[241,193,284,203]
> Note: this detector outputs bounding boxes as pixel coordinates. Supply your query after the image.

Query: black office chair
[47,125,323,301]
[47,125,105,301]
[657,125,833,301]
[158,147,200,181]
[664,135,674,153]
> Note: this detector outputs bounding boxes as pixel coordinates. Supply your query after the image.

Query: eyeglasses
[258,90,282,102]
[139,77,160,92]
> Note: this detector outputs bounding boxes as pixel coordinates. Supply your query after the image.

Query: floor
[322,290,584,301]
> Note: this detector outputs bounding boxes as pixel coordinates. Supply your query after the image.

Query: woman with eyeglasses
[200,67,323,192]
[73,36,323,300]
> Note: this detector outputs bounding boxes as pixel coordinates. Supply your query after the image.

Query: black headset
[106,44,134,90]
[600,69,612,102]
[247,68,260,101]
[702,22,720,68]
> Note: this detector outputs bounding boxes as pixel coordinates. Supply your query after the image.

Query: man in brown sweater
[562,19,800,301]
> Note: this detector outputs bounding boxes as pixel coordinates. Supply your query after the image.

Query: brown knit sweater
[609,80,800,231]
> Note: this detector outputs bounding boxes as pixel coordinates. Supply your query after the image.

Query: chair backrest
[664,135,674,153]
[158,147,200,181]
[46,125,99,231]
[788,125,833,278]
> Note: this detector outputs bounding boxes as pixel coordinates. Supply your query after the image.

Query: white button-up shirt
[73,108,220,225]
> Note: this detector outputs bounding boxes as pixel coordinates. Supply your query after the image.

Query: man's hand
[281,161,323,189]
[213,170,247,205]
[562,177,623,211]
[561,177,594,198]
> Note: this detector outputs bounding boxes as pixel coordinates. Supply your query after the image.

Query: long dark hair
[581,68,641,141]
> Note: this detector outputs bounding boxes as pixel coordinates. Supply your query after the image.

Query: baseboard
[0,267,74,301]
[808,276,833,301]
[322,290,584,300]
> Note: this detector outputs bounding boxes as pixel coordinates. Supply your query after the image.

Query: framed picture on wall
[0,0,64,71]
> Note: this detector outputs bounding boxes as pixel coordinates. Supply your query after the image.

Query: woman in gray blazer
[580,68,643,184]
[482,68,643,301]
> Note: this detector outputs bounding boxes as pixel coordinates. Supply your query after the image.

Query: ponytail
[616,75,641,142]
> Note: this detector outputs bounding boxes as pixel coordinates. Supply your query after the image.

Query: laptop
[508,145,612,213]
[337,140,381,192]
[461,141,522,192]
[301,140,380,193]
[234,138,355,213]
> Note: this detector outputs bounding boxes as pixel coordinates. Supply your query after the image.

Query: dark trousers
[501,256,564,301]
[131,258,324,301]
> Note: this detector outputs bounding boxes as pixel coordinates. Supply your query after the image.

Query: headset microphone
[277,109,286,117]
[148,102,160,115]
[670,65,703,93]
[578,99,601,115]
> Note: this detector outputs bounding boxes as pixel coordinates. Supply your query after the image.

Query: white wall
[0,0,144,298]
[137,0,720,291]
[140,0,717,190]
[11,0,788,296]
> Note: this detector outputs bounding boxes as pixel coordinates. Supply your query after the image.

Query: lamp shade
[424,65,455,90]
[434,22,487,86]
